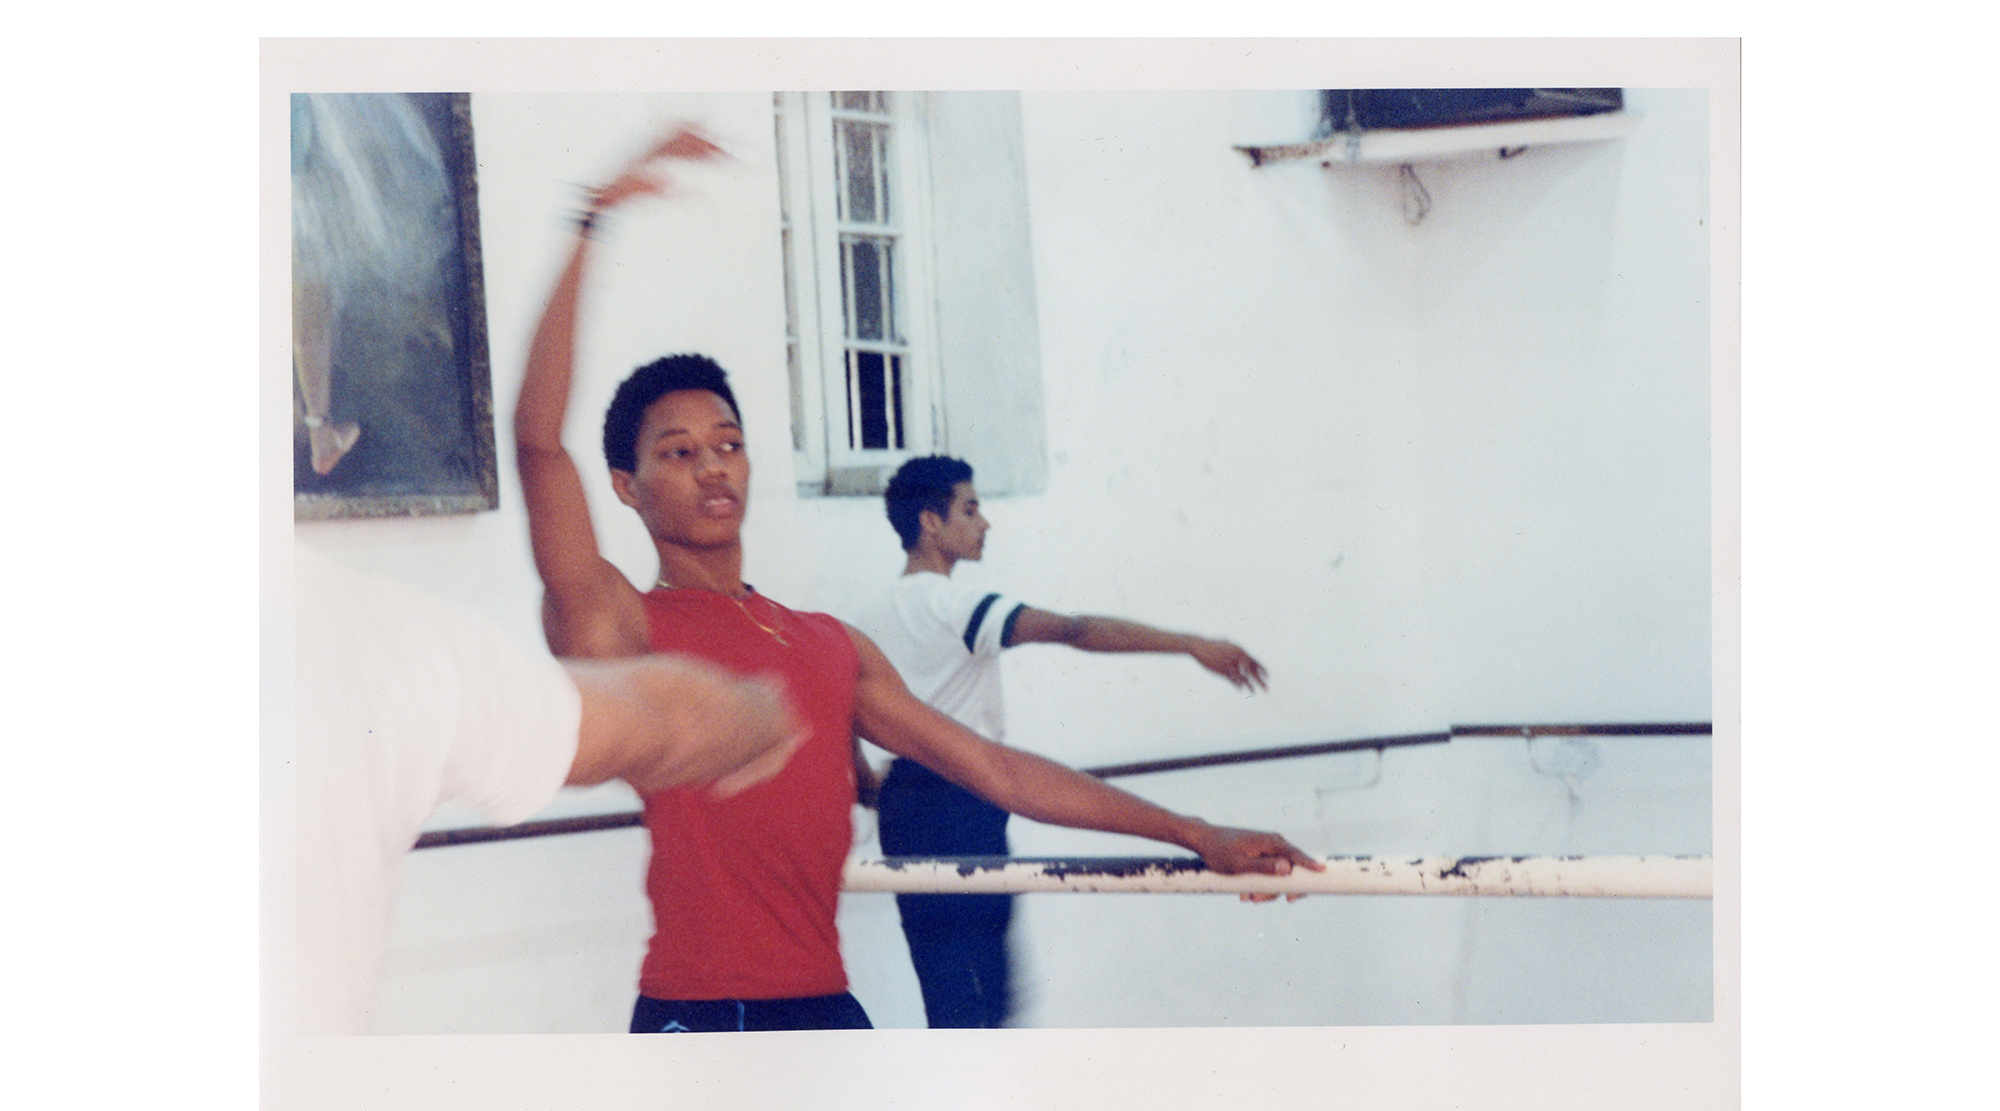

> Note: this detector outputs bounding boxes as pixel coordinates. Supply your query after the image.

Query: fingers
[1226,644,1268,691]
[1202,642,1268,692]
[707,722,808,797]
[572,655,806,794]
[590,166,685,208]
[647,125,728,163]
[1197,827,1321,899]
[585,125,732,216]
[1218,657,1253,690]
[1242,835,1324,876]
[705,676,806,797]
[1201,827,1323,881]
[1237,864,1311,902]
[1241,653,1269,691]
[1279,839,1326,872]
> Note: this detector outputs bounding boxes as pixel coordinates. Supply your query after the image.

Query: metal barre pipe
[1082,731,1450,779]
[844,855,1713,899]
[1451,722,1712,738]
[411,722,1712,850]
[1086,723,1710,779]
[415,810,643,848]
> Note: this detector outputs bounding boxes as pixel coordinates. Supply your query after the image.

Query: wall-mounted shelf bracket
[1237,110,1639,168]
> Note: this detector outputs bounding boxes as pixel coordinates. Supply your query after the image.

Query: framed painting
[291,91,498,519]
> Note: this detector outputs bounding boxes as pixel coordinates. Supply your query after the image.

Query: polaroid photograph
[264,37,1739,1111]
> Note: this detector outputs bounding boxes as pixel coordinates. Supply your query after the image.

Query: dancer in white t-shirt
[291,544,804,1033]
[850,456,1269,1028]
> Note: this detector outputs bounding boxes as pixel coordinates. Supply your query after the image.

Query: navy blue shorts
[879,758,1009,857]
[878,758,1017,1028]
[629,992,873,1033]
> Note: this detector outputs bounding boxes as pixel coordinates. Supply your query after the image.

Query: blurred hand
[701,674,809,798]
[584,123,730,213]
[1189,639,1268,692]
[566,655,806,795]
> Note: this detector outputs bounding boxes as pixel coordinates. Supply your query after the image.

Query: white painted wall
[300,88,1712,1033]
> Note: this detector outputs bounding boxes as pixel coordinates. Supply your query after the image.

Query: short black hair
[884,455,974,550]
[601,354,741,473]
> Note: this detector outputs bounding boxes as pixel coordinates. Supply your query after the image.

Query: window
[776,91,1047,497]
[775,91,939,493]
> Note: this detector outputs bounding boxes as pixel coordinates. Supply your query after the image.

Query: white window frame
[775,91,941,496]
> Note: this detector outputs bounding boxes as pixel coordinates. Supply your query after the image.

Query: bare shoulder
[843,622,926,717]
[841,621,895,675]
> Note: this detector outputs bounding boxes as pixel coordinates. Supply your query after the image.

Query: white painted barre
[843,855,1712,899]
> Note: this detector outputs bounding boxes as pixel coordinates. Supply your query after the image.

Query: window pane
[786,340,805,451]
[873,123,891,224]
[835,91,886,113]
[849,349,904,450]
[772,97,791,221]
[780,227,798,336]
[836,120,887,225]
[882,240,897,343]
[890,352,904,448]
[842,235,894,342]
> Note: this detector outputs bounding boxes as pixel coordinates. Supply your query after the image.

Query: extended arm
[516,231,637,657]
[846,624,1318,876]
[513,126,727,658]
[563,654,806,796]
[1008,609,1269,692]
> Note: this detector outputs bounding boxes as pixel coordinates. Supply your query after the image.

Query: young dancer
[854,455,1271,1027]
[514,126,1321,1032]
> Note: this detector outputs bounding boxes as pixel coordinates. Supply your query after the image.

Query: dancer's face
[613,389,750,549]
[927,481,989,563]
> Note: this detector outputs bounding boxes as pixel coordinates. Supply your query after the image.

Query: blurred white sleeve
[291,543,580,1034]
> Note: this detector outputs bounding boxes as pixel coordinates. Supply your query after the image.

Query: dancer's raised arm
[513,126,727,658]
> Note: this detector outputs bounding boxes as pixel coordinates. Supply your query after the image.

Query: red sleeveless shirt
[636,588,860,1000]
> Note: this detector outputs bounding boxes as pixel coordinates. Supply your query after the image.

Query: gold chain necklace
[657,576,790,647]
[730,594,790,646]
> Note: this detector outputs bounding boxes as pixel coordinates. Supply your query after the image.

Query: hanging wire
[1313,748,1385,826]
[1398,163,1432,225]
[1527,732,1603,802]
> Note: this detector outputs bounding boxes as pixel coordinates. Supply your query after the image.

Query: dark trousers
[877,758,1016,1029]
[629,992,872,1033]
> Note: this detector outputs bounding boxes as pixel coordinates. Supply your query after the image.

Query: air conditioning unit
[1320,89,1624,133]
[1238,88,1633,169]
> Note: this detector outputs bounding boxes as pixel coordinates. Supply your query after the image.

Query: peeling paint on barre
[1437,856,1498,881]
[848,854,1713,899]
[879,856,1213,881]
[1037,856,1209,880]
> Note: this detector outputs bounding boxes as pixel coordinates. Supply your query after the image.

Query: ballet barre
[843,854,1713,899]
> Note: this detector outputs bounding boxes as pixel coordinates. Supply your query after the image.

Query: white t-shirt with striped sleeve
[852,571,1028,744]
